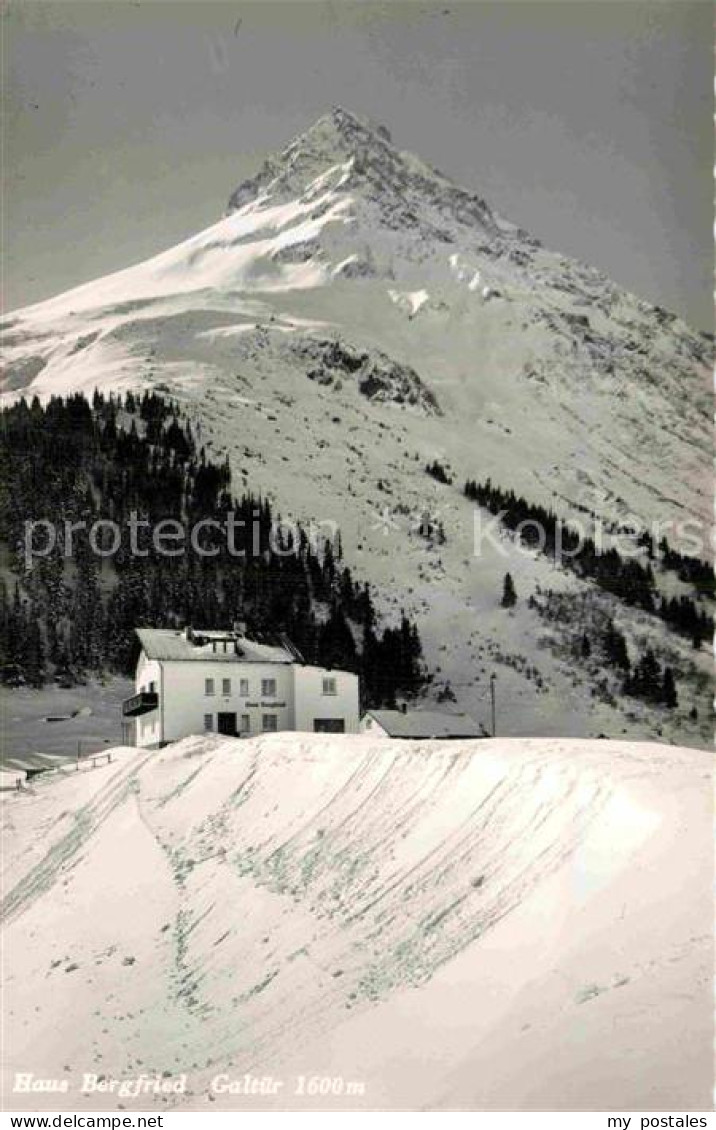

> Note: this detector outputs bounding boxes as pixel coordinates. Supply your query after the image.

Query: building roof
[136,628,299,665]
[365,709,481,739]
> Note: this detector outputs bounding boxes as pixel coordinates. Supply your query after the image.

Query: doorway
[217,712,237,736]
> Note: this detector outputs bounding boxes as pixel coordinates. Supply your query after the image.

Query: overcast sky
[4,0,712,330]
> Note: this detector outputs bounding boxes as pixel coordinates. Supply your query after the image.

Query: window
[261,678,277,697]
[262,714,278,732]
[222,678,231,696]
[239,678,249,696]
[314,718,345,733]
[205,678,215,696]
[322,676,337,696]
[204,714,213,731]
[240,714,250,734]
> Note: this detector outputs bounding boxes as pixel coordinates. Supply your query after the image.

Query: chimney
[233,619,247,637]
[183,625,194,642]
[400,702,407,714]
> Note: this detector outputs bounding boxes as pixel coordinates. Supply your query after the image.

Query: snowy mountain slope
[3,733,712,1110]
[1,108,712,744]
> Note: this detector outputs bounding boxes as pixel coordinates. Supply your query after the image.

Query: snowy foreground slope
[3,734,712,1111]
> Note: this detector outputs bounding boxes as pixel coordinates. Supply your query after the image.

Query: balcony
[122,691,159,718]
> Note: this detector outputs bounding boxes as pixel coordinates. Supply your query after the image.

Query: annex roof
[365,709,481,739]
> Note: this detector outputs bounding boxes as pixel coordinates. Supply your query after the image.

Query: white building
[122,627,360,748]
[360,708,481,740]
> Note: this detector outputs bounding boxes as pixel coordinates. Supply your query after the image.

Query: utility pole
[490,673,497,738]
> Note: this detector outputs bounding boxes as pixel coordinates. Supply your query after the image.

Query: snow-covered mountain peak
[297,105,395,154]
[226,107,390,213]
[226,107,499,240]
